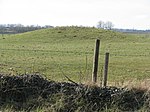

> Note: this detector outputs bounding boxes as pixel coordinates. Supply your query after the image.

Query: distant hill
[10,26,126,40]
[113,28,150,33]
[0,24,53,34]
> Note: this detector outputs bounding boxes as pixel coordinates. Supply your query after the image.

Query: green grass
[0,27,150,83]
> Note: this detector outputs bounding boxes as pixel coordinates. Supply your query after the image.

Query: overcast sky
[0,0,150,29]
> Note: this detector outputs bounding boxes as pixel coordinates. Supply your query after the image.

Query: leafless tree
[97,21,114,30]
[97,21,105,29]
[104,21,114,30]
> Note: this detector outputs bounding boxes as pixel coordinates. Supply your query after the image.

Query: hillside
[0,26,150,83]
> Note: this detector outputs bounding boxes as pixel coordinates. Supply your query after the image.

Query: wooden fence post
[92,39,100,83]
[103,52,109,87]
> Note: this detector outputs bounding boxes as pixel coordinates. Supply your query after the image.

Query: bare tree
[104,21,114,30]
[97,21,114,30]
[97,21,105,29]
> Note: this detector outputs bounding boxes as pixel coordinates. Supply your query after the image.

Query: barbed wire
[0,48,150,57]
[0,48,92,55]
[109,54,150,57]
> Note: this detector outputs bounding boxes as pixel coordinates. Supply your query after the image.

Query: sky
[0,0,150,30]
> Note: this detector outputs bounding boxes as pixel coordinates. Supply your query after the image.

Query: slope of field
[0,26,150,83]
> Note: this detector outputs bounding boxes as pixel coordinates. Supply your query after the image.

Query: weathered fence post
[92,39,100,83]
[103,52,109,87]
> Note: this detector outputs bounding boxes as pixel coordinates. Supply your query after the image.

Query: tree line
[0,24,53,34]
[97,21,114,30]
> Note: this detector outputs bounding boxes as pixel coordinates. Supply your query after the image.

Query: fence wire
[0,46,150,83]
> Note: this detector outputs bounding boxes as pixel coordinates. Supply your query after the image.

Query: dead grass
[0,74,150,111]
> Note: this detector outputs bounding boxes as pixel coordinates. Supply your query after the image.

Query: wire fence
[0,44,150,84]
[1,48,150,56]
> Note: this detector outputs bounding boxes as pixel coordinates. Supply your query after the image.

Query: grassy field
[0,27,150,84]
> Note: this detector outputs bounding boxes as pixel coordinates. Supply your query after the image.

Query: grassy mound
[1,26,150,82]
[0,27,125,81]
[0,74,149,111]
